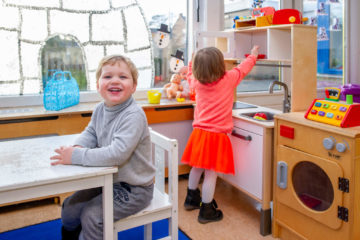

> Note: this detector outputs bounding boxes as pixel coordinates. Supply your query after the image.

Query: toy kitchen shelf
[196,24,317,112]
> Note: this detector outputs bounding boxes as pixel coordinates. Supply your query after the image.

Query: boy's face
[97,61,137,107]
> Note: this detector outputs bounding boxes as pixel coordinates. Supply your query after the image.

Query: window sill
[0,97,195,121]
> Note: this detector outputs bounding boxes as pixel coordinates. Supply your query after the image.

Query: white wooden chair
[113,129,178,240]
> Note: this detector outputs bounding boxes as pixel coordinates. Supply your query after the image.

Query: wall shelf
[196,24,317,112]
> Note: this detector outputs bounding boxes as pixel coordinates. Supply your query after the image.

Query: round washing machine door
[292,161,334,211]
[276,145,344,230]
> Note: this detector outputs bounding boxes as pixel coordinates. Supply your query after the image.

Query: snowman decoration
[154,24,170,48]
[169,50,184,73]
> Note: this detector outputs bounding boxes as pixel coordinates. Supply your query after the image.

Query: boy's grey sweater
[71,97,156,186]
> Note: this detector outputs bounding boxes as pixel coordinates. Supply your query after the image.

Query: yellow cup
[147,90,161,104]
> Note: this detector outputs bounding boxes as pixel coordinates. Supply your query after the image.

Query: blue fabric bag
[43,71,80,111]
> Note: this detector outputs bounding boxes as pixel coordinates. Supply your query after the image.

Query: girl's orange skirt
[181,128,234,174]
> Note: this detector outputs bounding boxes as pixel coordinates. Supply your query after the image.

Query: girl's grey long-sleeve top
[71,97,156,186]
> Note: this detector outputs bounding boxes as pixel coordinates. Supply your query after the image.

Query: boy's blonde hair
[96,55,138,85]
[192,47,225,84]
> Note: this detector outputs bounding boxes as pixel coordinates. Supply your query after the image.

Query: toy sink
[233,101,258,109]
[240,111,275,122]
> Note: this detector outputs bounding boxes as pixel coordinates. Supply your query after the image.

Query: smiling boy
[51,55,156,240]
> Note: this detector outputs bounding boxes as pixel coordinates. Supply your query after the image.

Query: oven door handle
[231,130,252,141]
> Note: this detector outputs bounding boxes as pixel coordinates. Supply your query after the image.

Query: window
[41,35,87,91]
[303,0,344,88]
[0,0,188,101]
[138,0,188,88]
[224,0,281,93]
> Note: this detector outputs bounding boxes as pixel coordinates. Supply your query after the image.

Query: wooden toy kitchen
[195,6,360,238]
[273,86,360,240]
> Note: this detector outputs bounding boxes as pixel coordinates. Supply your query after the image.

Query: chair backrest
[150,129,178,202]
[113,129,179,240]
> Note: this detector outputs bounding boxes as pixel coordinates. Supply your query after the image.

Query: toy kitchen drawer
[305,99,360,128]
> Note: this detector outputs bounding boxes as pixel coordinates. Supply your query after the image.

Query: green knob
[346,95,353,104]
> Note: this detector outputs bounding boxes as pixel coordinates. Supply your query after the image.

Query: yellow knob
[289,16,296,23]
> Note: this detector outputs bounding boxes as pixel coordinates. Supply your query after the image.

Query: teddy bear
[164,73,183,99]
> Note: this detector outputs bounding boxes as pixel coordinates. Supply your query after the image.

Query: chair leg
[144,223,152,240]
[169,216,178,240]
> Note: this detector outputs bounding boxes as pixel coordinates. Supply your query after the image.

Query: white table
[0,134,118,240]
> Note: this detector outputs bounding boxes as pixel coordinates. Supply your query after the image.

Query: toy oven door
[275,145,344,230]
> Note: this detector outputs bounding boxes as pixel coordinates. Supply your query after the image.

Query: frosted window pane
[0,83,20,95]
[23,79,40,94]
[106,45,125,56]
[4,0,59,8]
[84,45,105,71]
[0,31,20,81]
[62,0,109,11]
[127,49,152,68]
[112,0,136,8]
[50,11,89,43]
[88,71,97,91]
[0,5,19,29]
[21,42,41,78]
[92,11,124,42]
[137,68,152,89]
[21,9,47,41]
[124,7,150,50]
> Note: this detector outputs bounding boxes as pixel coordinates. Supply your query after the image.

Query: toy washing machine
[273,112,360,240]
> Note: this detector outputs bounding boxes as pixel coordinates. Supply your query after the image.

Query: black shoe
[198,199,223,224]
[184,188,201,210]
[61,225,81,240]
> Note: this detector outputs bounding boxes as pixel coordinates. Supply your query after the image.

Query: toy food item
[176,97,185,102]
[253,112,268,121]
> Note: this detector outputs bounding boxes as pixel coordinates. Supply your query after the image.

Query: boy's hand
[50,146,74,165]
[251,45,260,59]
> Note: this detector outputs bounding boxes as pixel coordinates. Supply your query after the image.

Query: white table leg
[103,174,114,240]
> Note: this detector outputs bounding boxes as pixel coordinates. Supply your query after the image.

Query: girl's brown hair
[192,47,225,84]
[96,55,138,85]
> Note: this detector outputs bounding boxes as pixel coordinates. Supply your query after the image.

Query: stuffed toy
[177,66,189,98]
[164,73,183,99]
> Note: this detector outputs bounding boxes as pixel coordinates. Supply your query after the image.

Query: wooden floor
[178,175,278,240]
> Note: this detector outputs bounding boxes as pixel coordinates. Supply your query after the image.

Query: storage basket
[43,71,80,111]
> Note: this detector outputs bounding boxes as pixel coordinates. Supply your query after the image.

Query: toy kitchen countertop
[276,111,360,138]
[232,101,282,128]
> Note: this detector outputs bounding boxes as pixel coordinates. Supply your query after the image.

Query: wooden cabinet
[196,24,317,112]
